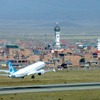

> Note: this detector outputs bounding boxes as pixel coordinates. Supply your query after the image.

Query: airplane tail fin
[7,60,17,74]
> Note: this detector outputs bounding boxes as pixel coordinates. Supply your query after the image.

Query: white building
[97,38,100,51]
[54,23,61,49]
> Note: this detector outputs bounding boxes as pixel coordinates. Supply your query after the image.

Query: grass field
[1,90,100,100]
[0,69,100,86]
[0,69,100,100]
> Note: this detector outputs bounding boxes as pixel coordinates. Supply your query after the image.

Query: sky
[0,0,100,34]
[0,0,100,20]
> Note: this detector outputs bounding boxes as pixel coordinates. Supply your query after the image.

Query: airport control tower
[54,23,61,49]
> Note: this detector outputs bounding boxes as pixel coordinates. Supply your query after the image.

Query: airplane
[0,60,55,78]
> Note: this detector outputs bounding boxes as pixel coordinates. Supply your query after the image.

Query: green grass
[0,69,100,100]
[0,69,100,86]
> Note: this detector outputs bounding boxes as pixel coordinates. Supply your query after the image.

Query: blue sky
[0,0,100,34]
[0,0,100,21]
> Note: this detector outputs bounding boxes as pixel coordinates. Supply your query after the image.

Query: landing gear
[38,73,41,75]
[21,77,24,79]
[31,75,35,79]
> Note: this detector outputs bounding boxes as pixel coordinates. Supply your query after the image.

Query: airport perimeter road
[0,82,100,94]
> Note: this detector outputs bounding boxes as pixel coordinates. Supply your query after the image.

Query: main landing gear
[21,77,24,79]
[31,75,35,79]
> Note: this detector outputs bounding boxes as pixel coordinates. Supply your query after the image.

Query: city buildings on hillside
[0,24,99,69]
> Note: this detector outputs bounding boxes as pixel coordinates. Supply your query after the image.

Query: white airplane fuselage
[10,61,45,78]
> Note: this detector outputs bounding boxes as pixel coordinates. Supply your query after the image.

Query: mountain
[0,0,100,34]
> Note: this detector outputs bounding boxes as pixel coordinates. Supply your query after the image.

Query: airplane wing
[27,68,55,76]
[0,70,9,73]
[43,69,56,73]
[0,74,9,76]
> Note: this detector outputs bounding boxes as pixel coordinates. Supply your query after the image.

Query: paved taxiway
[0,82,100,94]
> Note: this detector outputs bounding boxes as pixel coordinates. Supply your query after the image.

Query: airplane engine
[9,75,16,78]
[38,69,45,75]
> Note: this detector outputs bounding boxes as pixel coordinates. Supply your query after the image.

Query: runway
[0,82,100,94]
